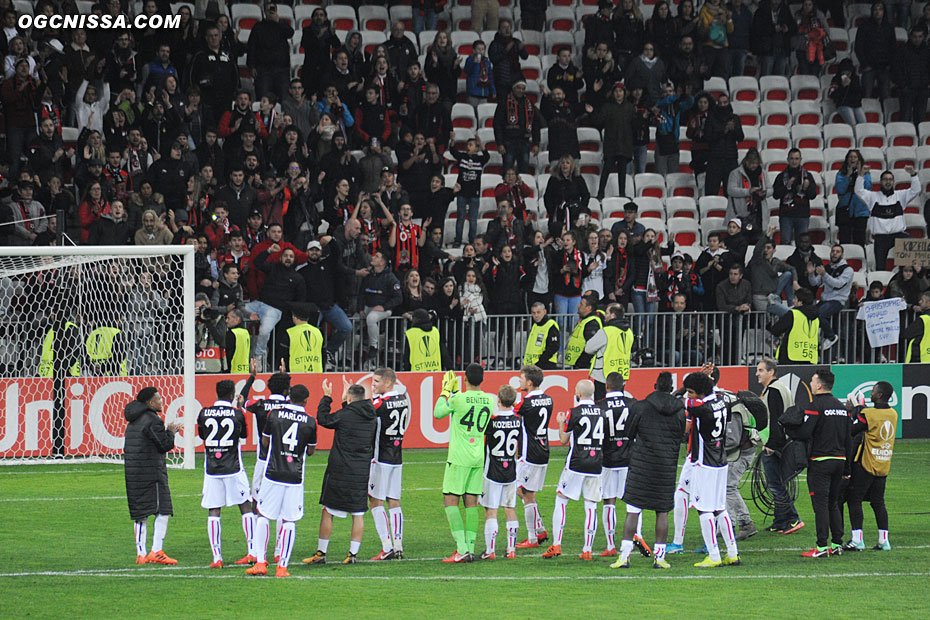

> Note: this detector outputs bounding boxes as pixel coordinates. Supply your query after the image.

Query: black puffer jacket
[123,400,175,521]
[316,396,376,513]
[622,390,686,512]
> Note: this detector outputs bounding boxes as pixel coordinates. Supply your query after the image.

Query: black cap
[174,208,189,222]
[17,179,35,190]
[248,209,262,219]
[288,302,319,322]
[623,201,638,212]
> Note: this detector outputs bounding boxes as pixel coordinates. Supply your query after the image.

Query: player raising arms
[544,379,605,560]
[246,385,317,578]
[434,364,496,563]
[683,372,741,568]
[480,385,522,560]
[197,379,253,568]
[368,368,411,560]
[514,364,553,549]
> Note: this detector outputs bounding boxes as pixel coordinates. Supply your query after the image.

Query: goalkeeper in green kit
[434,363,497,563]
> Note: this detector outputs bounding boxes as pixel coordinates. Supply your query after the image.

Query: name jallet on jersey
[486,412,522,484]
[518,390,554,465]
[197,400,247,477]
[565,402,605,475]
[373,391,410,465]
[601,393,633,468]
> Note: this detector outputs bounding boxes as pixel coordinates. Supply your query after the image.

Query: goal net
[0,246,196,468]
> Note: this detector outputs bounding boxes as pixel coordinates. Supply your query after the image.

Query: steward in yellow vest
[565,293,603,369]
[766,288,819,365]
[403,308,447,371]
[38,321,82,378]
[523,302,559,369]
[283,303,323,372]
[847,381,897,551]
[224,309,252,374]
[903,293,930,363]
[86,325,128,376]
[586,303,634,399]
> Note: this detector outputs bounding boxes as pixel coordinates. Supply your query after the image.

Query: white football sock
[371,506,393,552]
[553,495,569,546]
[152,514,169,552]
[535,504,545,535]
[349,539,361,555]
[279,522,295,568]
[852,529,863,543]
[506,520,519,552]
[134,519,147,556]
[255,516,270,564]
[274,521,283,559]
[673,489,689,545]
[619,539,634,563]
[654,543,667,559]
[699,512,721,562]
[389,507,404,550]
[583,500,597,552]
[241,512,255,557]
[636,511,644,539]
[717,511,738,558]
[208,516,222,562]
[485,518,498,554]
[318,538,330,554]
[523,502,539,543]
[878,529,889,544]
[602,504,616,550]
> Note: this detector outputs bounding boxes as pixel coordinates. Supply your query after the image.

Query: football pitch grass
[2,442,929,619]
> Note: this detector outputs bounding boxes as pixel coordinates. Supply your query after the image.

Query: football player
[480,385,522,560]
[514,364,553,549]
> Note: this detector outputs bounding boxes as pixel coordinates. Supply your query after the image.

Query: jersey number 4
[203,418,236,448]
[577,416,605,446]
[282,422,299,451]
[491,428,520,458]
[460,406,492,433]
[604,407,629,437]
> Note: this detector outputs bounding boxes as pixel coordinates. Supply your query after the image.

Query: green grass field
[2,442,929,619]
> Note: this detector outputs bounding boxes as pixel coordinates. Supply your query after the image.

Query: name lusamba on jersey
[373,391,410,465]
[687,392,729,468]
[263,403,318,484]
[565,402,606,475]
[600,393,634,468]
[517,390,554,465]
[485,411,522,483]
[197,400,248,476]
[246,394,288,460]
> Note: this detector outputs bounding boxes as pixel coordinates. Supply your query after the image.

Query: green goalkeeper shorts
[442,463,484,496]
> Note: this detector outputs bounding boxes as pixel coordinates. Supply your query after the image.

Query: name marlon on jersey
[277,411,309,423]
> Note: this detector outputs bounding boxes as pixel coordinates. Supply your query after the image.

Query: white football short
[257,479,305,521]
[516,460,547,493]
[688,463,728,512]
[323,506,365,519]
[557,469,602,503]
[368,462,403,501]
[251,458,268,499]
[201,470,251,509]
[600,467,629,501]
[677,459,695,494]
[480,479,517,509]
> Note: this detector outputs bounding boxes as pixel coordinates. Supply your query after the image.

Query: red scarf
[613,248,628,292]
[17,202,35,232]
[562,248,583,287]
[39,103,61,135]
[506,95,534,137]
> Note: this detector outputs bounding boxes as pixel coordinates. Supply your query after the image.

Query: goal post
[0,245,196,469]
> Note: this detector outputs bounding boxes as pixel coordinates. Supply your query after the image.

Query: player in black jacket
[515,365,553,548]
[479,385,522,560]
[792,368,852,558]
[683,372,742,568]
[248,384,317,577]
[368,368,411,561]
[197,380,252,569]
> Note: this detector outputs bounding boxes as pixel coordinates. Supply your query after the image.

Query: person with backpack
[723,386,769,542]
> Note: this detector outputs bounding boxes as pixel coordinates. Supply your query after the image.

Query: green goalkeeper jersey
[434,390,496,468]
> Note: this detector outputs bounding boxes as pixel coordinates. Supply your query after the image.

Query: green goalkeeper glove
[442,370,459,396]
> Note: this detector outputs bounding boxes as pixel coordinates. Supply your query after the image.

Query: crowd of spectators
[0,0,928,371]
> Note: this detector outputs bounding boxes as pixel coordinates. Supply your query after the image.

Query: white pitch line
[2,569,929,582]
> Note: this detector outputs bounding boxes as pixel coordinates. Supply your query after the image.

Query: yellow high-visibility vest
[785,309,819,364]
[565,314,602,367]
[906,315,930,363]
[287,323,323,372]
[602,325,634,380]
[524,318,558,366]
[406,326,442,371]
[38,322,80,378]
[229,327,251,373]
[86,326,128,376]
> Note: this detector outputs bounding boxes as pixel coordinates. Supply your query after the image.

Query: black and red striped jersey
[564,401,605,475]
[372,391,410,465]
[197,400,248,476]
[393,221,420,269]
[262,403,318,485]
[484,410,521,483]
[599,392,635,469]
[686,392,729,468]
[516,390,554,465]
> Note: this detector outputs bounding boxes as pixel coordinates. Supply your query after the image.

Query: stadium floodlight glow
[0,245,196,469]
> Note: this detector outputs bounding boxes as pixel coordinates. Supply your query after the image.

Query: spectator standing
[547,49,585,105]
[583,42,623,110]
[834,150,872,246]
[540,87,581,164]
[793,0,829,77]
[668,37,708,96]
[0,58,41,175]
[854,165,921,270]
[247,3,294,103]
[472,0,500,33]
[551,230,588,316]
[855,2,896,101]
[613,0,646,74]
[134,209,174,246]
[807,244,854,352]
[726,149,769,238]
[727,0,752,78]
[7,179,48,246]
[699,0,734,79]
[715,263,752,364]
[646,2,681,61]
[463,40,495,107]
[493,81,541,174]
[676,0,704,43]
[772,149,817,245]
[488,19,528,97]
[544,155,590,239]
[187,25,239,127]
[450,136,490,247]
[586,83,636,199]
[685,92,713,189]
[386,22,419,79]
[413,1,442,35]
[625,44,667,105]
[585,0,617,54]
[703,94,744,197]
[893,29,930,126]
[654,84,693,176]
[425,32,462,106]
[695,234,733,311]
[300,8,340,95]
[750,0,796,77]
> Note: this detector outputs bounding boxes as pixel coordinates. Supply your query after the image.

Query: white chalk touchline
[2,569,928,582]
